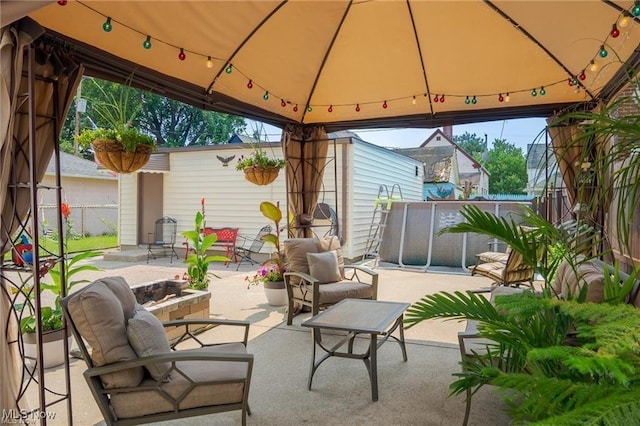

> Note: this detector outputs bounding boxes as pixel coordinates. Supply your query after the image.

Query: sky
[255,117,549,154]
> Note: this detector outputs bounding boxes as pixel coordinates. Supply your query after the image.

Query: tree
[64,77,246,153]
[453,132,486,162]
[486,139,527,194]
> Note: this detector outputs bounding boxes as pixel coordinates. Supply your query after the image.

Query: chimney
[443,125,453,140]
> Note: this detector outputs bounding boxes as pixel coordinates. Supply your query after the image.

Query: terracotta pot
[243,166,280,185]
[263,280,287,306]
[92,138,153,173]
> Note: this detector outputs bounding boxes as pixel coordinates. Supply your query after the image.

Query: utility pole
[73,79,82,155]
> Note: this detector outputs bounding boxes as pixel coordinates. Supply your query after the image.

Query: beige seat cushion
[65,277,143,389]
[110,343,248,419]
[307,251,341,283]
[126,306,172,380]
[291,281,373,305]
[554,259,605,302]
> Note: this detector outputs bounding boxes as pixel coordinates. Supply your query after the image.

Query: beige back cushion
[317,236,345,278]
[66,277,143,389]
[284,239,319,284]
[554,259,605,302]
[307,251,342,283]
[127,305,172,380]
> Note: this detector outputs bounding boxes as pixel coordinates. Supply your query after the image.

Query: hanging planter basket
[243,166,280,185]
[92,139,153,174]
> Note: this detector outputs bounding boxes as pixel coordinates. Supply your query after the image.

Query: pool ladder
[361,184,403,267]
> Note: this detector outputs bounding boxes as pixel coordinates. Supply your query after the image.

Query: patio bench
[183,227,239,266]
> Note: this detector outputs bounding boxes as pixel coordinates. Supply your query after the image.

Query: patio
[37,254,509,425]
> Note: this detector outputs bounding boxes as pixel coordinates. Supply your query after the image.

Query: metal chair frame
[147,216,178,263]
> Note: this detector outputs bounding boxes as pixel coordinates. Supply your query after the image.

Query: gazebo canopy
[8,0,640,132]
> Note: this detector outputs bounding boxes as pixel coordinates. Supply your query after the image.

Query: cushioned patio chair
[470,247,534,288]
[61,276,253,425]
[283,236,378,325]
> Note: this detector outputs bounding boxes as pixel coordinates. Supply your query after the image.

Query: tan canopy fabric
[24,1,640,132]
[0,19,82,414]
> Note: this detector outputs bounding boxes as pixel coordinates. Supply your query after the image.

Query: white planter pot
[23,329,73,369]
[263,281,287,306]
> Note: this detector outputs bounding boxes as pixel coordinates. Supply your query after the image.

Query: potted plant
[17,203,101,368]
[77,75,156,173]
[245,201,289,305]
[235,144,286,185]
[182,199,229,290]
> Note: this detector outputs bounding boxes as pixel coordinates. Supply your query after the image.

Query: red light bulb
[433,95,439,103]
[382,100,388,109]
[247,80,253,89]
[293,104,298,112]
[328,105,333,113]
[281,99,286,107]
[498,93,504,102]
[611,24,620,38]
[579,70,586,81]
[178,48,186,61]
[57,0,67,5]
[355,104,360,112]
[439,95,445,103]
[568,78,573,87]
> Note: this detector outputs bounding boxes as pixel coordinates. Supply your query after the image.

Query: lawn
[5,234,118,262]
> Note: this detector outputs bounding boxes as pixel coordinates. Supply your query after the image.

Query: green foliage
[485,139,527,194]
[236,143,286,170]
[453,132,487,160]
[18,250,102,334]
[406,289,640,425]
[257,201,287,276]
[182,210,228,290]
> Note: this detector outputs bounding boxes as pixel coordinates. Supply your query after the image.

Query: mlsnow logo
[1,409,56,424]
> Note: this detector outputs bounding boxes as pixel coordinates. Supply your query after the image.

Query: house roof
[526,143,557,169]
[396,145,454,183]
[46,152,117,180]
[421,129,489,174]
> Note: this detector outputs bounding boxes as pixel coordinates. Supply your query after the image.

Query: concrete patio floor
[24,251,511,425]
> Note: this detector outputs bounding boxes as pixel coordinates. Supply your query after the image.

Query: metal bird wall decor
[216,154,236,167]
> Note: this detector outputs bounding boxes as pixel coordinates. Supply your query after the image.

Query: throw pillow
[126,306,172,380]
[307,250,342,284]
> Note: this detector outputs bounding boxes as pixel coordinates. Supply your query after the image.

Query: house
[40,152,118,237]
[526,143,561,197]
[395,128,490,200]
[117,131,424,260]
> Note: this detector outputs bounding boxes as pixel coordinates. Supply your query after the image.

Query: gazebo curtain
[0,18,82,413]
[281,124,329,237]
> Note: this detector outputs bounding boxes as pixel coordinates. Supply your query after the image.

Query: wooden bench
[183,227,239,266]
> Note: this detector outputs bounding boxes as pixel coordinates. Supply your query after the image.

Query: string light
[263,91,269,100]
[633,1,640,17]
[599,45,608,58]
[611,24,620,38]
[540,86,546,96]
[471,96,477,104]
[247,80,253,89]
[355,104,360,112]
[412,96,416,105]
[225,64,233,74]
[328,105,333,113]
[589,60,599,72]
[382,100,388,109]
[206,56,213,68]
[102,17,112,32]
[579,70,586,81]
[307,106,313,112]
[465,96,470,105]
[531,88,537,97]
[178,48,186,61]
[619,13,631,28]
[498,93,504,102]
[293,104,298,112]
[143,36,152,49]
[434,95,439,103]
[57,0,67,5]
[505,93,510,102]
[281,99,286,107]
[439,94,445,102]
[568,78,574,86]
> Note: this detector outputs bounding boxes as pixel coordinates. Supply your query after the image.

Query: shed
[117,132,424,260]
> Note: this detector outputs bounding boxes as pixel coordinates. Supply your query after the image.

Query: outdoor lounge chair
[147,216,178,263]
[283,236,378,325]
[470,247,534,288]
[61,276,253,425]
[235,225,271,271]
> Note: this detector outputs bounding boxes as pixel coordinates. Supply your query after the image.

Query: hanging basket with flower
[236,145,286,185]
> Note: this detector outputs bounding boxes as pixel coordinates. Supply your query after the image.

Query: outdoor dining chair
[146,216,178,263]
[235,225,271,271]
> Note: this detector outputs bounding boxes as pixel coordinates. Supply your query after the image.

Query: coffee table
[301,298,410,401]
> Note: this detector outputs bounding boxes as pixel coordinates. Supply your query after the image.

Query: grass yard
[4,234,118,262]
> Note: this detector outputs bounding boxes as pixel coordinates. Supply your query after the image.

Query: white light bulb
[589,61,600,73]
[619,15,631,28]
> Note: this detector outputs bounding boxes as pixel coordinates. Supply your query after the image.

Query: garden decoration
[236,144,285,186]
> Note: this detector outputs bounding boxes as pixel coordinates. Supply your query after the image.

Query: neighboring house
[40,152,118,236]
[526,143,561,197]
[395,128,490,200]
[117,131,424,260]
